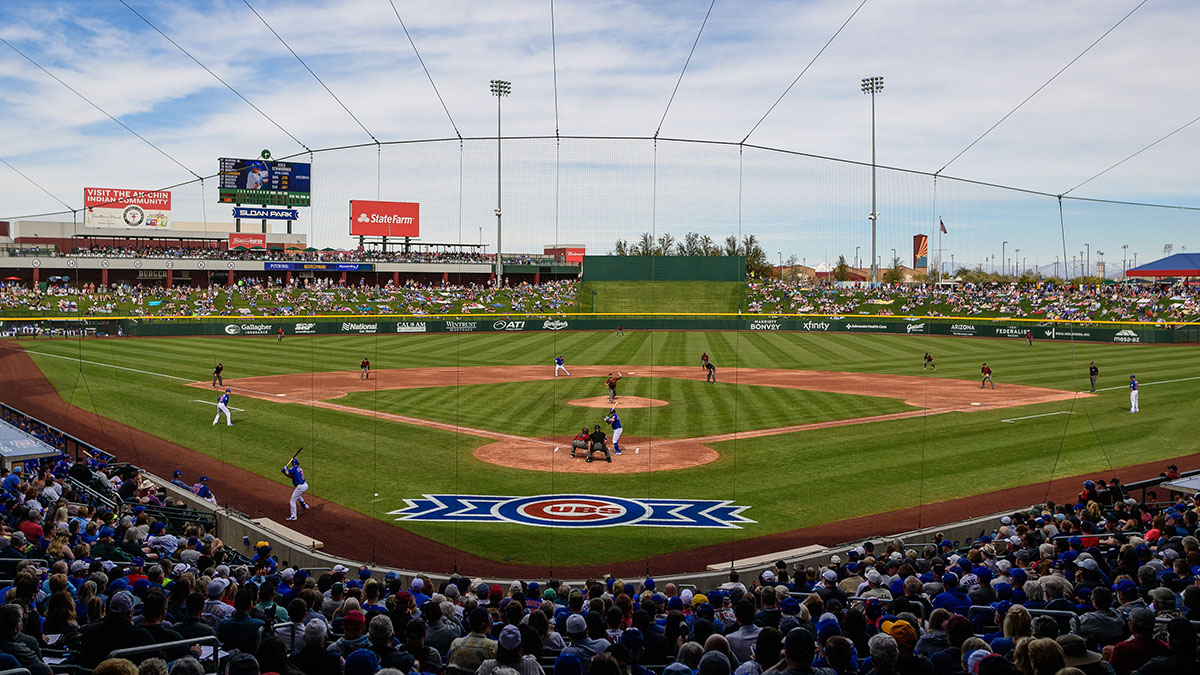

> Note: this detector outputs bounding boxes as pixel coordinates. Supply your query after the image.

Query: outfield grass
[578,281,744,314]
[14,330,1197,566]
[337,378,914,439]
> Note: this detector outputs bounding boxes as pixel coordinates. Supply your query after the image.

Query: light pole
[862,76,884,284]
[778,252,782,277]
[1122,244,1129,276]
[1054,256,1059,278]
[891,248,897,268]
[1014,248,1020,276]
[490,78,511,288]
[1085,243,1090,278]
[1001,241,1008,276]
[855,246,861,269]
[1079,251,1084,279]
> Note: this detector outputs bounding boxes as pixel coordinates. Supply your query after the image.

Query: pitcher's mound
[474,437,717,473]
[568,396,668,408]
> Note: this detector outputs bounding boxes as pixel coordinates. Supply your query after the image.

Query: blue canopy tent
[1126,253,1200,279]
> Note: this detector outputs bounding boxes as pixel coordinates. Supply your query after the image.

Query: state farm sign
[350,200,419,237]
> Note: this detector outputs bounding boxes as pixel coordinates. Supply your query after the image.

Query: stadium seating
[2,406,1199,674]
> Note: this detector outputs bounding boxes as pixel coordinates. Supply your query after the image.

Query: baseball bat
[284,447,302,470]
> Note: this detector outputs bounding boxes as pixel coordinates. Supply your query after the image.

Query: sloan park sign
[389,494,755,529]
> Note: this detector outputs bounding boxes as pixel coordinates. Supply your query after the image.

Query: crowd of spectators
[745,279,1200,324]
[0,278,579,318]
[64,246,502,266]
[3,393,1199,675]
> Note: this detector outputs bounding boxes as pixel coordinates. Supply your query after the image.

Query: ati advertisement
[84,188,171,229]
[350,200,420,238]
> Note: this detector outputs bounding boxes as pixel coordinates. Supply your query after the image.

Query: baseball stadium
[1,2,1199,673]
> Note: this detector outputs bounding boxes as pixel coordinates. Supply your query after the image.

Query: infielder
[605,372,623,404]
[1089,362,1099,393]
[980,363,994,389]
[704,360,717,383]
[606,408,623,456]
[282,457,309,520]
[212,389,233,426]
[212,362,224,388]
[1129,374,1139,413]
[554,356,570,377]
[923,353,936,371]
[360,358,370,380]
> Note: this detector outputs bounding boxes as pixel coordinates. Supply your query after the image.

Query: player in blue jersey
[212,389,233,426]
[554,355,570,377]
[282,457,309,521]
[1129,374,1139,413]
[605,408,623,456]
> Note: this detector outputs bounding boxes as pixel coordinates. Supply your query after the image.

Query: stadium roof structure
[1126,253,1200,278]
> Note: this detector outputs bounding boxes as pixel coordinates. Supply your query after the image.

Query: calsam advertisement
[350,200,420,237]
[84,188,171,229]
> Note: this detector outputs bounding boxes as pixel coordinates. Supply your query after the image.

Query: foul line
[1094,375,1200,392]
[191,400,245,412]
[1001,411,1072,423]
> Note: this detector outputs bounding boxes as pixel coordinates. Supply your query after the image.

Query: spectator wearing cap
[202,578,233,623]
[477,623,545,675]
[330,608,372,658]
[622,627,655,675]
[816,569,847,607]
[838,563,864,596]
[78,590,155,668]
[448,607,499,675]
[1135,616,1198,675]
[931,573,970,617]
[727,600,763,664]
[1054,634,1106,675]
[1108,607,1167,674]
[291,618,341,675]
[860,569,893,602]
[560,612,611,675]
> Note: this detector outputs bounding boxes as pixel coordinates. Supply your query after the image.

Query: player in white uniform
[554,356,570,377]
[282,458,309,520]
[606,408,623,456]
[212,389,233,426]
[1129,374,1139,413]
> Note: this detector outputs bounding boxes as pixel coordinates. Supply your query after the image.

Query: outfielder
[606,408,623,456]
[1129,374,1139,413]
[923,353,936,371]
[980,363,994,389]
[605,372,623,404]
[554,356,570,377]
[212,389,233,426]
[1025,331,1033,348]
[360,358,370,380]
[282,457,309,520]
[212,362,224,388]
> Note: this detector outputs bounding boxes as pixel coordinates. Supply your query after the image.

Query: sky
[1,0,1197,273]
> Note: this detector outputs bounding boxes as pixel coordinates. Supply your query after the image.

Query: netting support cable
[388,0,462,139]
[654,0,717,138]
[119,0,310,151]
[741,0,869,144]
[1063,111,1200,196]
[937,0,1150,175]
[551,0,561,136]
[0,156,74,212]
[242,0,379,143]
[0,36,201,180]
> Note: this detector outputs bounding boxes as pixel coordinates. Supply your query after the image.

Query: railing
[0,403,116,463]
[107,635,222,670]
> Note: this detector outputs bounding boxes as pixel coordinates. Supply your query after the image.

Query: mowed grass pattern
[579,281,745,314]
[13,330,1199,566]
[337,377,914,439]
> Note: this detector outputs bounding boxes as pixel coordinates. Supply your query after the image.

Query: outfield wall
[581,255,745,281]
[4,317,1193,344]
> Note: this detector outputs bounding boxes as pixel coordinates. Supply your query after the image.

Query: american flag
[939,218,948,234]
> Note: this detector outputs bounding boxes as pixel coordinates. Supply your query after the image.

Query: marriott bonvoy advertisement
[84,187,171,228]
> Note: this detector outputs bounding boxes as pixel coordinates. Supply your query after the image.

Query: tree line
[611,232,772,277]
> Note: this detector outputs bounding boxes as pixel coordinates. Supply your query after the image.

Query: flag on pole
[939,218,948,234]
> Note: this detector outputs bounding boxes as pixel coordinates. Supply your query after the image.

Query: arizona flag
[939,218,948,234]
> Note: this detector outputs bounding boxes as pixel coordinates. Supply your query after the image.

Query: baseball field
[5,328,1198,572]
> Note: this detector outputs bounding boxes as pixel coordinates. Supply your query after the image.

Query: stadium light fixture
[861,76,884,284]
[490,79,511,288]
[1122,243,1129,276]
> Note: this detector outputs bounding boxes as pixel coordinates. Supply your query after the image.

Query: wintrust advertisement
[350,200,419,237]
[84,188,171,228]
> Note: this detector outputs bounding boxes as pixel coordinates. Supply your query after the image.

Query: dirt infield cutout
[193,365,1087,474]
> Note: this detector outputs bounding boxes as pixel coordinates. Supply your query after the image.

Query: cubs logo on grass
[389,494,755,529]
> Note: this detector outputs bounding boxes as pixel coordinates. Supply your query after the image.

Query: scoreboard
[218,157,311,207]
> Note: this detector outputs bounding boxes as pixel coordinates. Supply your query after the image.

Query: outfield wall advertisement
[84,188,171,229]
[117,318,1190,343]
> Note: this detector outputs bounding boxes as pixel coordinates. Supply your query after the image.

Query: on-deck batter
[282,457,309,520]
